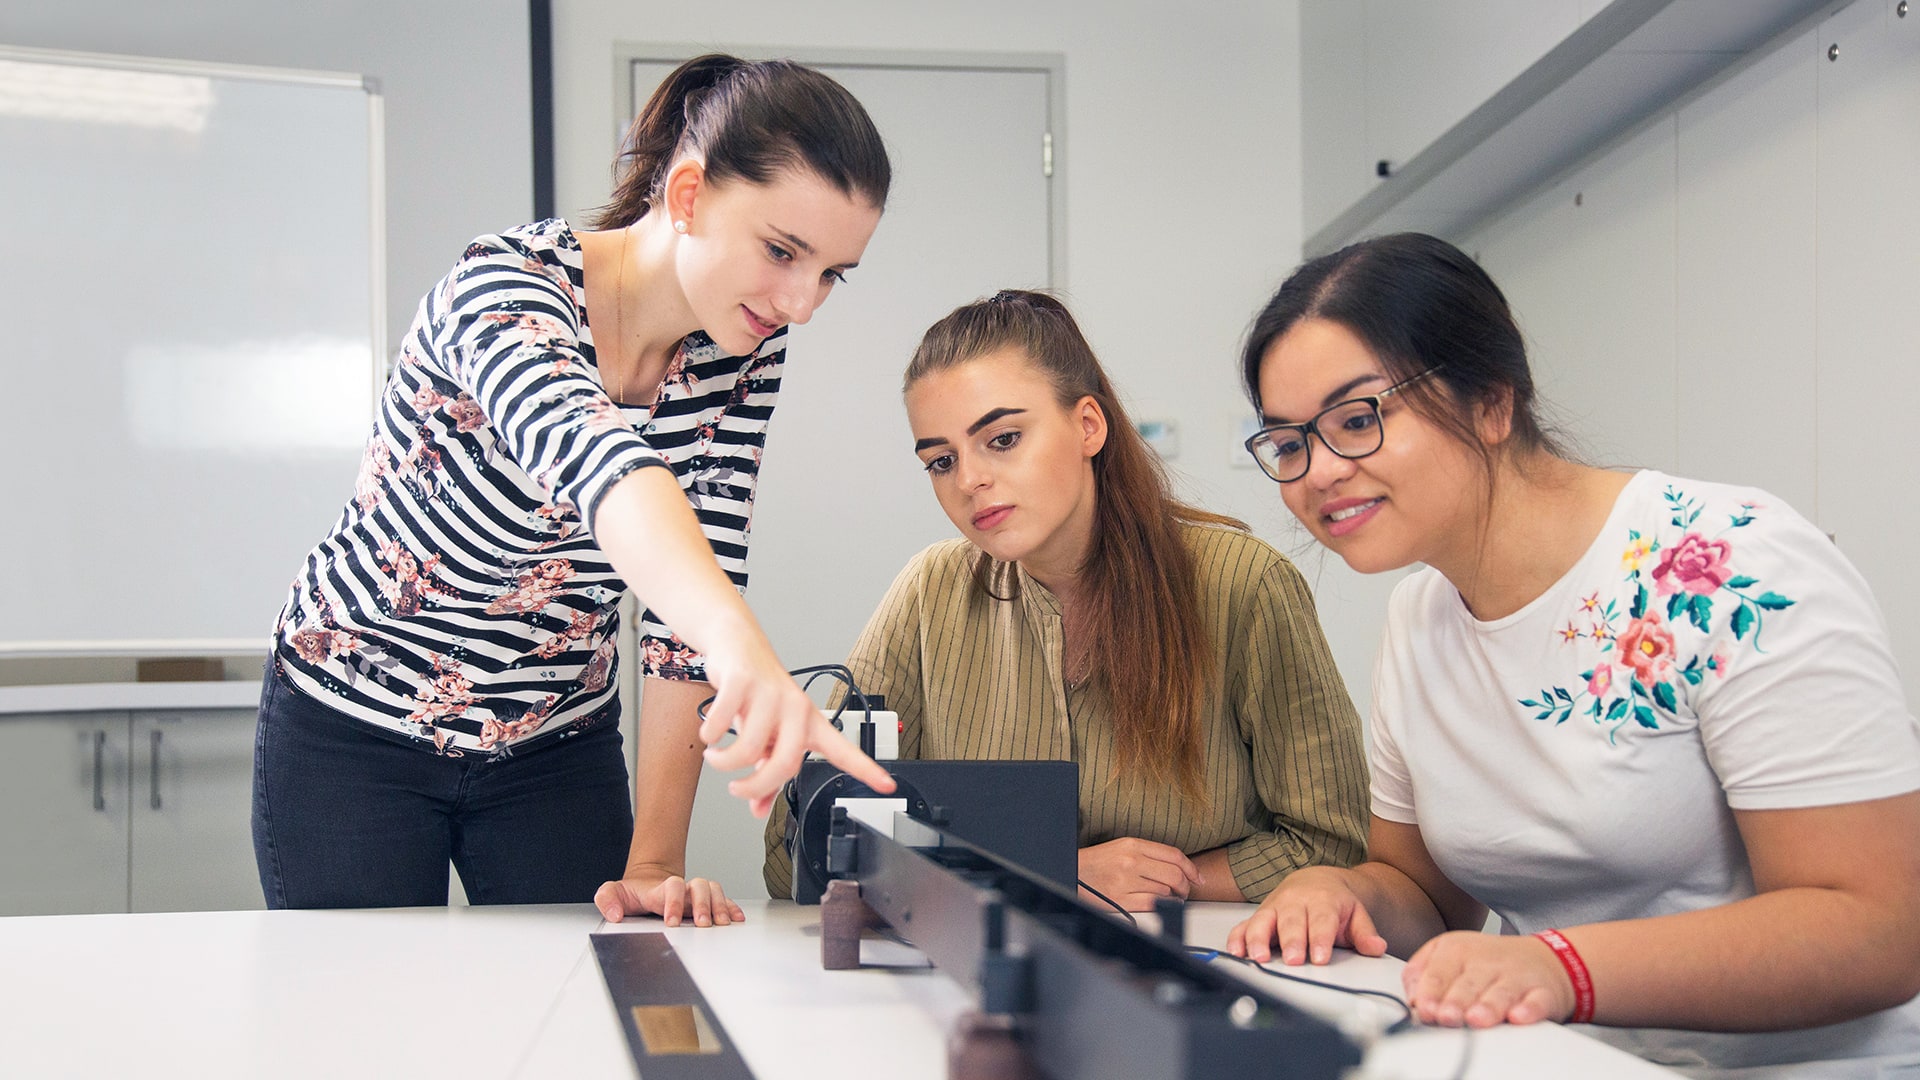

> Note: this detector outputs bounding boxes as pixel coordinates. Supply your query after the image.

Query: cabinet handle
[92,730,106,812]
[150,729,164,811]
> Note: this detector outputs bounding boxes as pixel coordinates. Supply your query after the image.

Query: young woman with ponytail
[761,291,1370,909]
[253,55,896,922]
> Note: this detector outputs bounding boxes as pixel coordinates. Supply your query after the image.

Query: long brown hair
[907,290,1246,807]
[591,54,892,229]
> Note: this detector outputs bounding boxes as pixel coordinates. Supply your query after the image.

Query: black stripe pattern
[272,220,781,755]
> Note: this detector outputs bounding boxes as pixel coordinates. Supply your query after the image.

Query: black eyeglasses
[1243,368,1441,483]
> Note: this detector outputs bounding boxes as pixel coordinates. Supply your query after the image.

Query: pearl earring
[673,219,688,234]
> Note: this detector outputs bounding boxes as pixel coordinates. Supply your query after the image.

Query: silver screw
[1899,1,1907,18]
[1829,43,1841,61]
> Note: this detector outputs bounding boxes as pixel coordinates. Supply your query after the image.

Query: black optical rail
[826,812,1363,1080]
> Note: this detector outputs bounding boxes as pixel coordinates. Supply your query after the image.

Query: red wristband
[1533,929,1596,1023]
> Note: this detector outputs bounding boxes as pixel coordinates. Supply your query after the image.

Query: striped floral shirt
[764,524,1371,900]
[273,219,779,755]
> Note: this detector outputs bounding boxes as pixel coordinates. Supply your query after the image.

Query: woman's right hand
[695,628,895,818]
[1227,865,1389,965]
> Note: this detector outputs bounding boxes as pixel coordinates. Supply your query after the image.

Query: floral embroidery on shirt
[1518,485,1796,743]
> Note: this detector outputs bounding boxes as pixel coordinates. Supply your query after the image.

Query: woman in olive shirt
[764,291,1368,908]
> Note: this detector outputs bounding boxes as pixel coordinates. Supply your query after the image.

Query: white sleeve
[1680,499,1920,809]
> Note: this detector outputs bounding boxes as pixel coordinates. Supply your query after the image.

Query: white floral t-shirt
[1372,470,1920,1078]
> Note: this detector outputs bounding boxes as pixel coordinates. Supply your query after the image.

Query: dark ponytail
[592,54,892,229]
[907,290,1248,810]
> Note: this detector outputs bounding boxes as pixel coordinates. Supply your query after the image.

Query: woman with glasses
[1229,233,1920,1077]
[761,290,1370,911]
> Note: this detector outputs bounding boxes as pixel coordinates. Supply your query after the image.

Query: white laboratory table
[0,900,1678,1079]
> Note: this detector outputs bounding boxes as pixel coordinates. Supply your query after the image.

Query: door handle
[150,729,164,811]
[92,730,106,812]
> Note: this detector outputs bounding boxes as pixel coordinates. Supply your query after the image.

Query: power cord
[695,663,874,735]
[1184,947,1414,1034]
[1076,879,1138,926]
[1187,948,1477,1079]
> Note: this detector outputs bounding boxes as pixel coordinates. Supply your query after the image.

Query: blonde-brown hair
[906,290,1246,807]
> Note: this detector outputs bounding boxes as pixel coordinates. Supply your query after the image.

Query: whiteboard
[0,46,384,654]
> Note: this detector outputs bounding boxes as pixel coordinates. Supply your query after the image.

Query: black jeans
[250,663,633,908]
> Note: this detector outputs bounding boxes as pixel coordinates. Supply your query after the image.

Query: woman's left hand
[594,869,747,928]
[1402,930,1575,1028]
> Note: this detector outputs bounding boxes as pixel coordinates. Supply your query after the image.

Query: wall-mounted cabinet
[1301,0,1840,255]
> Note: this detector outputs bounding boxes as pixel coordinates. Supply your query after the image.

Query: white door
[625,57,1056,896]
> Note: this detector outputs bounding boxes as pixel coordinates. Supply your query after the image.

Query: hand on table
[1402,930,1574,1028]
[594,869,746,928]
[1078,838,1204,912]
[697,640,895,819]
[1226,865,1388,965]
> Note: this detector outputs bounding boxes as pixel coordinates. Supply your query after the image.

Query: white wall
[551,1,1303,533]
[0,0,533,352]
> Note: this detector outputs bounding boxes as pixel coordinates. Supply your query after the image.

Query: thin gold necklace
[607,225,631,405]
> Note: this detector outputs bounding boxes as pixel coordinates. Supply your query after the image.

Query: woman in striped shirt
[254,55,895,921]
[763,291,1370,909]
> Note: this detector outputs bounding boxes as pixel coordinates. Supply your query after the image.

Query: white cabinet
[1814,0,1920,685]
[0,701,263,915]
[130,709,265,913]
[0,712,130,915]
[1301,0,1591,235]
[1674,25,1819,511]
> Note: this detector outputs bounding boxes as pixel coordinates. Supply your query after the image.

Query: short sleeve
[431,235,667,535]
[1678,502,1920,809]
[762,547,933,897]
[1368,580,1421,824]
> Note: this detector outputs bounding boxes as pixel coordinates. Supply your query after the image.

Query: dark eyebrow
[1260,374,1387,424]
[967,407,1025,435]
[913,407,1028,453]
[771,227,860,270]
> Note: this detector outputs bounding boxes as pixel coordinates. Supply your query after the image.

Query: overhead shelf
[1305,0,1840,257]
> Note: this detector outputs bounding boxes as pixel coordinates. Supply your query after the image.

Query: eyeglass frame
[1242,367,1443,483]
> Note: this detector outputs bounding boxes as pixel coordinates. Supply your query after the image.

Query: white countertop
[0,900,1678,1079]
[0,680,260,714]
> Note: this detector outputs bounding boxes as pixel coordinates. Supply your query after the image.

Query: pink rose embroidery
[1652,533,1733,597]
[412,386,448,412]
[1586,664,1612,698]
[1618,614,1678,684]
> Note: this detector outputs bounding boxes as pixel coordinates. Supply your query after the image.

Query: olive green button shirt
[763,523,1369,901]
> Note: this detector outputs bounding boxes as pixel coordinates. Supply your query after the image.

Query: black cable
[695,663,872,735]
[1076,879,1138,926]
[1444,1026,1474,1080]
[1185,947,1414,1034]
